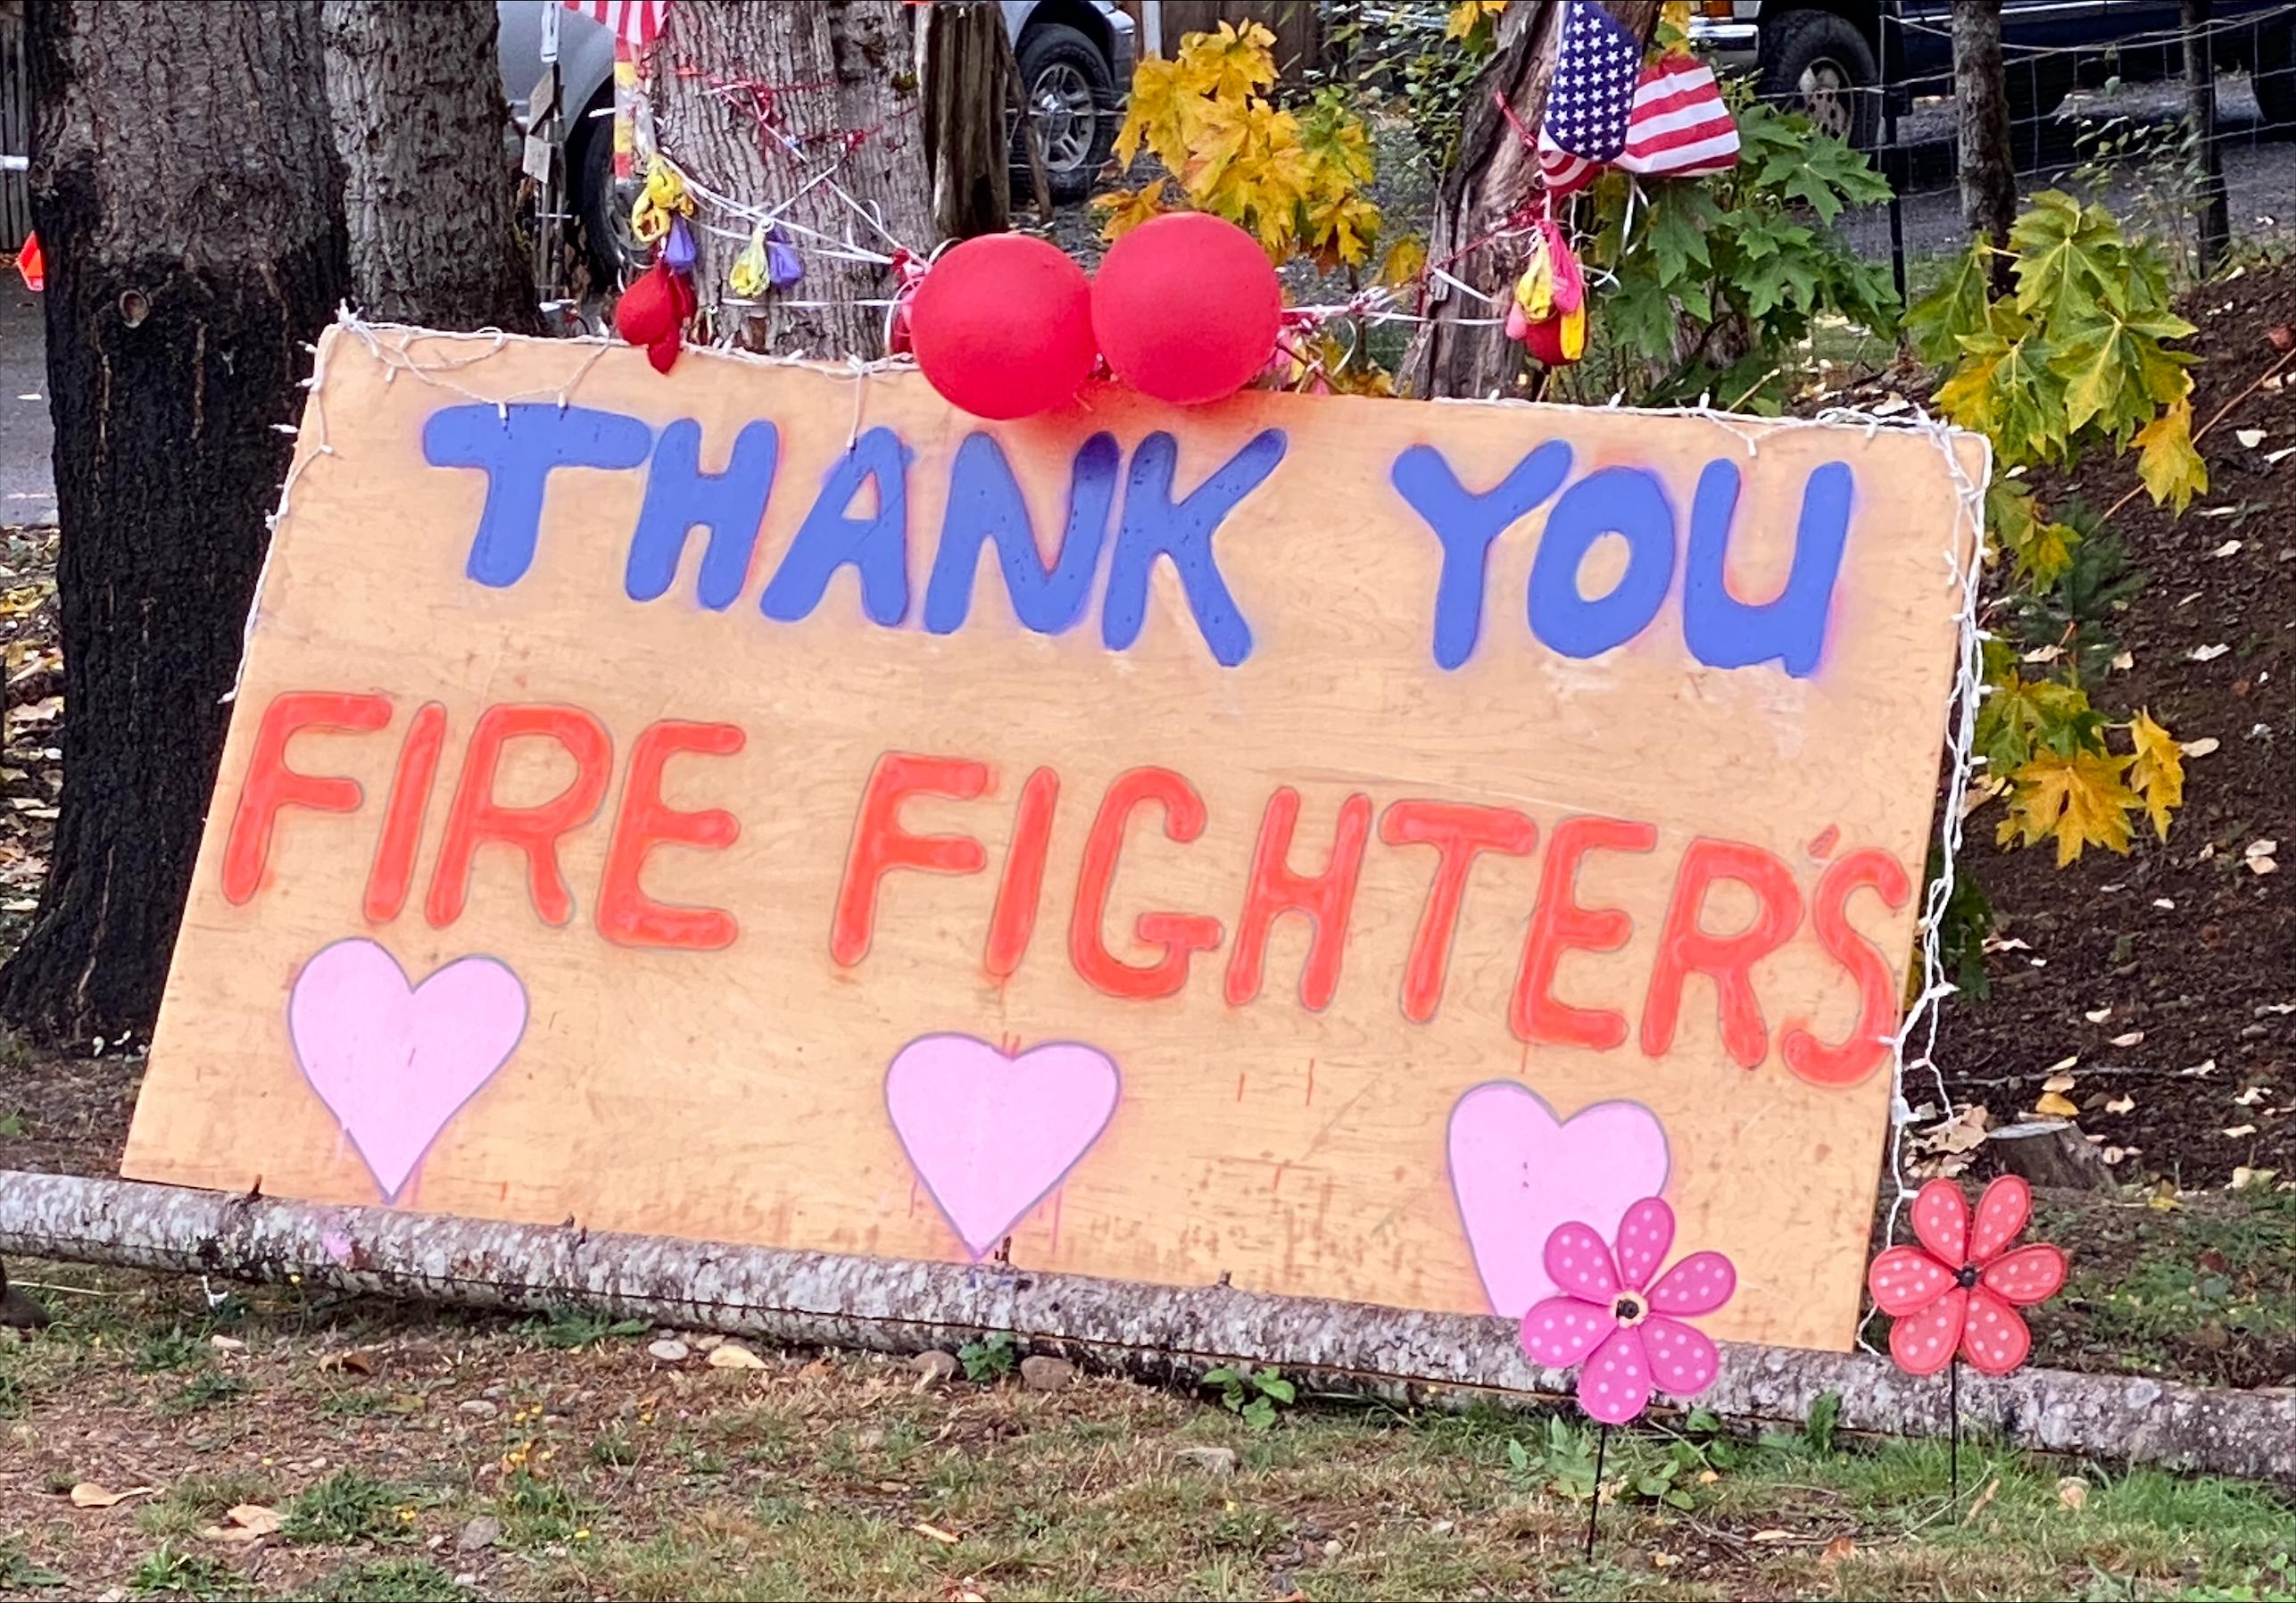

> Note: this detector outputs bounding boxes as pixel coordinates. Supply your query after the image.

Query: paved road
[2,285,53,526]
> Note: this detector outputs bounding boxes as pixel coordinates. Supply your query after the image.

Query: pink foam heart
[1447,1081,1670,1319]
[885,1034,1120,1260]
[287,938,528,1204]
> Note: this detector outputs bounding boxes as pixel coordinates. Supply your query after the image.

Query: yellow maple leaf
[1114,55,1190,173]
[2133,398,2208,513]
[1306,193,1380,271]
[1091,178,1169,245]
[1998,749,2138,867]
[1182,21,1277,101]
[1446,0,1506,41]
[2126,709,2184,839]
[2035,1091,2081,1117]
[1378,236,1429,290]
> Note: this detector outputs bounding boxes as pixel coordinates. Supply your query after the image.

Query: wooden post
[2184,0,2230,275]
[1952,0,2017,295]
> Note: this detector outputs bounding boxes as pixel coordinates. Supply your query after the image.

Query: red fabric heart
[615,260,697,373]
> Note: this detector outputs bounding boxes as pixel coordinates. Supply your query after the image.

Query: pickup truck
[1690,0,2296,146]
[497,0,1135,279]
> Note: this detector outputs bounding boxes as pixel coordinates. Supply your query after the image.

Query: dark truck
[1690,0,2296,145]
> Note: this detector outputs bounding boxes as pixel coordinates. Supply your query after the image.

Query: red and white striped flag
[1615,54,1740,179]
[564,0,667,54]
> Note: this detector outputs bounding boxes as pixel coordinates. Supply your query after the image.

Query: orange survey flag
[14,230,42,292]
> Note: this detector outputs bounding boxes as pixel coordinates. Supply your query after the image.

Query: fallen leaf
[2152,898,2176,909]
[2046,1054,2079,1074]
[2249,838,2281,858]
[69,1483,155,1508]
[1750,1529,1794,1543]
[2043,1072,2077,1093]
[2211,537,2244,556]
[2190,644,2230,661]
[2181,736,2221,757]
[2250,857,2280,876]
[2234,1086,2267,1106]
[2184,1059,2218,1077]
[2110,649,2135,670]
[2057,1475,2089,1510]
[318,1350,375,1375]
[2110,1031,2144,1048]
[2104,1095,2136,1114]
[2083,1006,2114,1024]
[2035,1091,2081,1117]
[1651,1551,1681,1568]
[202,1503,285,1544]
[2223,1125,2259,1139]
[707,1342,766,1370]
[2230,1166,2276,1191]
[1821,1535,1857,1563]
[912,1522,963,1545]
[2235,428,2267,448]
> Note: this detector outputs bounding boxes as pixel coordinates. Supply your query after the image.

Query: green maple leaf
[1905,242,1995,365]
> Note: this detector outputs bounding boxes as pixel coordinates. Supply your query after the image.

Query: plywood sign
[124,328,1983,1354]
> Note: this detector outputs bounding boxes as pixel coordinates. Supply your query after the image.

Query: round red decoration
[908,234,1097,420]
[1092,213,1281,406]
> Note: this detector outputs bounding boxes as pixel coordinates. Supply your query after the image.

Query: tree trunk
[651,0,934,358]
[4,0,348,1046]
[921,0,1012,242]
[2183,0,2229,276]
[1402,0,1662,400]
[321,0,540,333]
[1953,0,2016,294]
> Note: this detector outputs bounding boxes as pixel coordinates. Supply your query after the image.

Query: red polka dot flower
[1519,1197,1737,1426]
[1869,1175,2068,1376]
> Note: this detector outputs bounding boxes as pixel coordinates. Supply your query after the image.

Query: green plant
[1200,1364,1297,1431]
[0,1542,65,1591]
[284,1469,405,1545]
[524,1308,648,1350]
[495,1469,591,1550]
[126,1545,232,1600]
[1560,96,1898,411]
[322,1557,474,1602]
[0,1109,24,1138]
[135,1328,207,1374]
[160,1371,247,1416]
[1505,1416,1596,1499]
[957,1333,1017,1383]
[1321,0,1490,167]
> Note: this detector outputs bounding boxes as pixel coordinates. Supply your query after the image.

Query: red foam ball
[908,234,1097,419]
[1092,213,1281,406]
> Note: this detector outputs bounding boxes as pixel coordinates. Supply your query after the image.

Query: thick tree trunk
[1953,0,2016,294]
[321,0,540,332]
[4,0,347,1045]
[651,0,934,358]
[1403,1,1662,400]
[921,0,1012,242]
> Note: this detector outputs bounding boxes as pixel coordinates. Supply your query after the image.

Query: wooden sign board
[123,328,1983,1356]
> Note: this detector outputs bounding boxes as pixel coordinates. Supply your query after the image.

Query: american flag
[565,0,667,54]
[1615,55,1741,179]
[1537,1,1645,196]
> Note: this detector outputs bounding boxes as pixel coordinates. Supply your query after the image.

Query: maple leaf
[2133,398,2208,512]
[1092,178,1168,245]
[1378,235,1428,290]
[1446,0,1506,41]
[1188,20,1277,100]
[1114,55,1190,172]
[2126,708,2184,839]
[1999,749,2138,866]
[1306,193,1379,270]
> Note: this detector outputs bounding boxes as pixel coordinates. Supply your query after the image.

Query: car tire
[2255,18,2296,129]
[1757,10,1880,149]
[576,100,648,288]
[1013,23,1116,203]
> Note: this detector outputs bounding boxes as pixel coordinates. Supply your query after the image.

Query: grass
[2,1261,2292,1599]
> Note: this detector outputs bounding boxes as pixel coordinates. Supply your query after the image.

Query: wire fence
[1743,2,2296,293]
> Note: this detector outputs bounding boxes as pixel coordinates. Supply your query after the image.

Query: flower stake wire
[1519,1197,1736,1560]
[1868,1175,2067,1504]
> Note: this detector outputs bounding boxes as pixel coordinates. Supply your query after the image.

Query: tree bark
[1402,0,1662,400]
[11,1170,2296,1484]
[1953,0,2016,294]
[4,0,348,1045]
[651,0,934,358]
[920,0,1011,242]
[321,0,540,332]
[2183,0,2229,276]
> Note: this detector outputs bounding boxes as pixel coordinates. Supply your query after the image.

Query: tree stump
[1989,1120,2117,1191]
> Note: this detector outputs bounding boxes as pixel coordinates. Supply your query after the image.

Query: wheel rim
[1032,62,1098,171]
[1796,58,1857,139]
[608,179,648,269]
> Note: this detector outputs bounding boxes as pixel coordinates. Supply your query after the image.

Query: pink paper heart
[884,1034,1120,1260]
[1446,1080,1670,1318]
[287,938,527,1204]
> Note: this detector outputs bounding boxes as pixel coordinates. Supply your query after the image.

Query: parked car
[1689,0,2296,147]
[495,0,1135,278]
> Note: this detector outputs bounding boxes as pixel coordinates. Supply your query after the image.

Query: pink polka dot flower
[1518,1196,1737,1426]
[1868,1175,2068,1377]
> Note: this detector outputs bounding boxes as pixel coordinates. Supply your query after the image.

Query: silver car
[496,0,1134,278]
